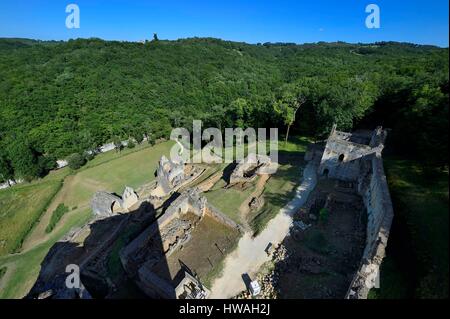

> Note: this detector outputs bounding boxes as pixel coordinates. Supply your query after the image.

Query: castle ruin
[120,188,240,299]
[91,186,139,219]
[317,125,394,298]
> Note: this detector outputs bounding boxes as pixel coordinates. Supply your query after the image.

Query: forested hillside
[0,37,448,181]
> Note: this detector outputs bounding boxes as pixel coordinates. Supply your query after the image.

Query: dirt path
[209,160,318,298]
[21,175,88,251]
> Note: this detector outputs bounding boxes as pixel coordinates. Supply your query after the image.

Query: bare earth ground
[152,214,240,286]
[276,179,366,298]
[209,160,317,298]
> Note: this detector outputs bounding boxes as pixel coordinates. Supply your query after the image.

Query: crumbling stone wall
[120,188,231,298]
[206,203,242,233]
[318,125,385,181]
[162,188,206,221]
[346,153,394,298]
[229,153,275,185]
[90,186,139,218]
[317,125,394,299]
[156,155,185,195]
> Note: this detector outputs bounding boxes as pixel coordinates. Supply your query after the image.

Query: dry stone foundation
[229,153,276,185]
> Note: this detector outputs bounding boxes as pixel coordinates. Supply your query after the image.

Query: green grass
[45,203,70,234]
[0,179,63,256]
[0,140,175,298]
[0,208,92,299]
[202,255,226,289]
[188,216,241,289]
[204,178,258,224]
[62,141,174,207]
[370,157,449,299]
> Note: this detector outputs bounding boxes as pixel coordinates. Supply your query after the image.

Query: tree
[229,98,252,129]
[84,151,95,161]
[67,153,86,170]
[133,132,144,144]
[127,139,136,149]
[6,137,41,181]
[273,84,307,144]
[148,135,155,146]
[0,153,14,185]
[112,136,123,153]
[153,33,159,41]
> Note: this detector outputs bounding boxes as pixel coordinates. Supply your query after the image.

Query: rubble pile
[234,244,289,299]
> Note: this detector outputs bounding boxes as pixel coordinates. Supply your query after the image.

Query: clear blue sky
[0,0,448,47]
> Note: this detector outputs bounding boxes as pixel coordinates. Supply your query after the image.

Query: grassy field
[205,178,258,224]
[369,157,449,299]
[0,141,174,298]
[0,178,64,256]
[54,141,175,208]
[0,208,91,298]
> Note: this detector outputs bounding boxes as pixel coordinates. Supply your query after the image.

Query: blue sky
[0,0,448,47]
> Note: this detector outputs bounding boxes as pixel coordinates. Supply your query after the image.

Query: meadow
[0,175,65,255]
[0,141,174,298]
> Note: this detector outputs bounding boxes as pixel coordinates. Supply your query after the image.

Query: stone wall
[206,203,243,233]
[317,125,393,299]
[346,153,394,298]
[120,188,241,298]
[318,139,372,181]
[318,125,386,182]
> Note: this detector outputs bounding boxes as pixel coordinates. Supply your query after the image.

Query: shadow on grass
[25,199,180,299]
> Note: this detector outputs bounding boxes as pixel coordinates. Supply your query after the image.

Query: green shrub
[134,134,144,144]
[45,203,70,233]
[127,140,136,149]
[67,153,86,170]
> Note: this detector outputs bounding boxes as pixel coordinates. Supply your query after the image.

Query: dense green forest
[0,37,448,181]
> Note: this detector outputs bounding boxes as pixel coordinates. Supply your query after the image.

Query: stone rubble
[234,244,289,299]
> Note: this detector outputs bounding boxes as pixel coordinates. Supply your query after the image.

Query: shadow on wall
[319,156,363,180]
[25,199,179,299]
